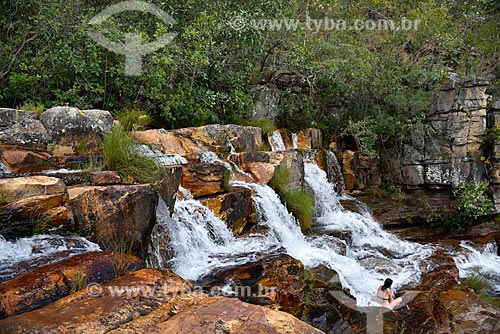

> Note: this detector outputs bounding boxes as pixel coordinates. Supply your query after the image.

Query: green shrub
[103,126,165,184]
[453,182,493,219]
[18,103,45,118]
[269,166,290,193]
[269,166,314,233]
[234,118,276,136]
[114,108,153,132]
[282,190,314,233]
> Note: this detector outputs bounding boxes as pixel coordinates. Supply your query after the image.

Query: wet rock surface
[68,184,158,258]
[200,187,257,235]
[199,253,306,317]
[0,251,143,319]
[180,163,228,198]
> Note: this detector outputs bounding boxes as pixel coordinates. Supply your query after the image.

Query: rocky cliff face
[401,83,489,189]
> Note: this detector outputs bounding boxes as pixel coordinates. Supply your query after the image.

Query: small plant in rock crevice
[453,182,493,219]
[269,166,314,233]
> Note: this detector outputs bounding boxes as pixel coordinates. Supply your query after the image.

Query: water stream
[0,234,100,281]
[150,161,434,305]
[454,240,500,295]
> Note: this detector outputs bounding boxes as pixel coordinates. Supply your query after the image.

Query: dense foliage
[1,0,499,151]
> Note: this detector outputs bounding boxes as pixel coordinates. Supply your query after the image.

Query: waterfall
[0,234,100,281]
[269,130,286,151]
[151,163,433,305]
[292,133,298,149]
[326,151,345,192]
[454,240,500,295]
[137,144,188,165]
[302,163,433,302]
[148,188,274,280]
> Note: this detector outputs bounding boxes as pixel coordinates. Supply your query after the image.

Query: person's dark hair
[381,278,393,291]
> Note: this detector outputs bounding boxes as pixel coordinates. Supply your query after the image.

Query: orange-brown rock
[57,170,121,187]
[342,150,355,191]
[0,251,143,319]
[0,268,192,333]
[244,162,275,184]
[0,193,74,238]
[296,128,322,149]
[158,296,324,334]
[68,184,158,258]
[0,176,66,203]
[200,253,306,317]
[200,188,256,235]
[0,150,54,174]
[181,163,228,198]
[231,151,305,191]
[133,129,215,162]
[158,166,183,216]
[173,124,263,153]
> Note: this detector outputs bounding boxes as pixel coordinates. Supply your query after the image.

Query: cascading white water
[454,240,500,295]
[149,189,275,280]
[269,130,286,151]
[137,144,188,165]
[302,163,433,303]
[152,163,433,305]
[325,150,345,192]
[292,133,298,149]
[0,234,100,280]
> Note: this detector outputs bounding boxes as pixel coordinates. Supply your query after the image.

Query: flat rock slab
[0,176,66,202]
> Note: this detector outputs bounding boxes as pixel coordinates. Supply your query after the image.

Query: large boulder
[199,253,306,318]
[180,163,229,198]
[68,184,158,258]
[0,194,74,238]
[158,296,325,334]
[40,107,113,152]
[296,128,322,149]
[0,268,194,334]
[231,150,305,191]
[174,124,263,153]
[200,187,257,235]
[0,251,143,319]
[158,166,183,216]
[0,108,48,148]
[132,129,214,162]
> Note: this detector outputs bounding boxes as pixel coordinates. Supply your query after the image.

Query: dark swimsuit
[377,287,389,301]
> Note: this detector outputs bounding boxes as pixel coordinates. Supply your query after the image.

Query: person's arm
[387,288,394,302]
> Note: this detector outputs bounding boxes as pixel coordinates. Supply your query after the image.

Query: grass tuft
[103,126,165,184]
[466,273,491,293]
[282,190,314,233]
[18,103,45,118]
[269,166,290,193]
[114,108,153,132]
[234,118,276,136]
[69,270,88,294]
[269,166,314,233]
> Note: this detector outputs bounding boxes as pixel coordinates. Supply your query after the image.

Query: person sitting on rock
[375,278,402,310]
